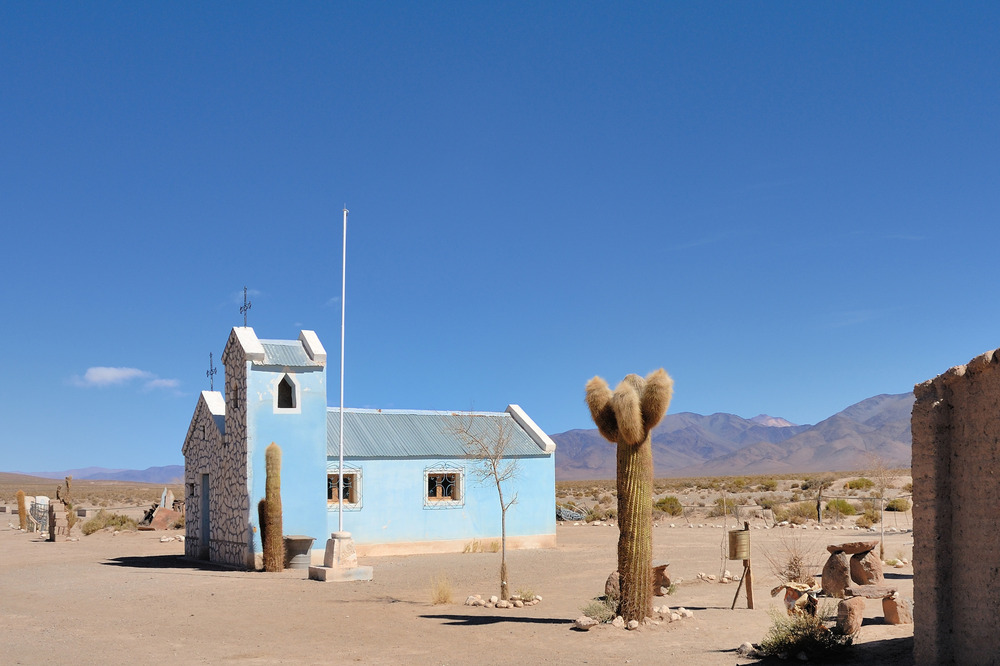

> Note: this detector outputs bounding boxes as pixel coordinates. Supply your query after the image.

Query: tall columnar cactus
[17,489,27,531]
[262,442,284,572]
[586,369,673,622]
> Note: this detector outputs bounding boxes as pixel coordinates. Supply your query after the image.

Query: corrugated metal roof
[326,408,549,459]
[258,340,321,367]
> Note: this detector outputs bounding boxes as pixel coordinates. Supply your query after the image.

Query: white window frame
[327,467,362,511]
[423,466,464,508]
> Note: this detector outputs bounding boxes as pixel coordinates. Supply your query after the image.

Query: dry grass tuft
[430,574,453,605]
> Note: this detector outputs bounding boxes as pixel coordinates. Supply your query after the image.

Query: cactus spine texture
[262,442,284,572]
[586,369,673,622]
[17,489,27,531]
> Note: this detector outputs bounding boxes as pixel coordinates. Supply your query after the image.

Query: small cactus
[262,443,284,572]
[17,489,27,531]
[586,369,673,622]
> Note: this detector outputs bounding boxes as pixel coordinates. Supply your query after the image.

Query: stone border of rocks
[464,593,542,609]
[574,605,694,631]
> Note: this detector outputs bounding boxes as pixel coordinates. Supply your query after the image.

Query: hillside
[552,393,914,480]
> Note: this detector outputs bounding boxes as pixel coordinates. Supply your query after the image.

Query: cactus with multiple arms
[586,369,673,622]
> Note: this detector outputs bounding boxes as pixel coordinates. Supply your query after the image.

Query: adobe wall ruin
[912,348,1000,665]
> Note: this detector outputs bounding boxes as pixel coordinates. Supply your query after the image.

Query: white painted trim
[298,330,327,364]
[233,327,265,362]
[202,391,226,416]
[506,404,556,453]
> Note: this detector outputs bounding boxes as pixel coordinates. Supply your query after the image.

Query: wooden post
[730,521,754,609]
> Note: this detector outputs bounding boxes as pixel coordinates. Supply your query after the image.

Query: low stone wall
[912,348,1000,665]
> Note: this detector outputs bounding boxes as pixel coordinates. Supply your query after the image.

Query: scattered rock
[678,607,693,618]
[489,595,498,604]
[796,650,809,661]
[159,536,173,543]
[514,600,524,608]
[612,616,625,629]
[627,619,639,630]
[736,642,758,658]
[669,612,681,622]
[574,616,599,631]
[465,595,478,606]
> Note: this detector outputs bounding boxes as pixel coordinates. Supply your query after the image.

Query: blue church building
[182,327,557,569]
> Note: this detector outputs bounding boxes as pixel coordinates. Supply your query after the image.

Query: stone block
[827,540,878,555]
[850,550,884,585]
[308,565,373,582]
[882,595,913,624]
[844,585,897,599]
[836,596,866,635]
[822,551,851,598]
[324,531,358,568]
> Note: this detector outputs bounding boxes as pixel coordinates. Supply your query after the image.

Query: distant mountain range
[15,465,184,484]
[552,393,914,480]
[8,393,913,484]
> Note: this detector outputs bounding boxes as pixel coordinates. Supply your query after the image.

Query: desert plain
[1,503,914,665]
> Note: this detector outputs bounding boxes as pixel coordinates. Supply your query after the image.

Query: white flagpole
[339,206,348,533]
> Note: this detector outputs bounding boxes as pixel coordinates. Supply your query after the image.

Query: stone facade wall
[181,399,217,559]
[217,329,253,568]
[912,348,1000,665]
[182,330,255,569]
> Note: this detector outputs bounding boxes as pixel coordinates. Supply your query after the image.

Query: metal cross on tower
[241,286,252,326]
[206,352,217,391]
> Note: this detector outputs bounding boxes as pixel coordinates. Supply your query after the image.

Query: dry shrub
[654,496,683,516]
[845,477,874,491]
[762,533,820,585]
[759,604,852,658]
[81,509,138,535]
[886,498,910,512]
[758,478,778,492]
[709,496,738,517]
[487,540,501,553]
[430,574,452,605]
[824,498,856,519]
[463,539,484,553]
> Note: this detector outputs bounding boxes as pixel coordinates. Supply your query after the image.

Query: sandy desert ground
[1,515,913,665]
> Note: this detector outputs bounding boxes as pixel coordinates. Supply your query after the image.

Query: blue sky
[2,3,998,472]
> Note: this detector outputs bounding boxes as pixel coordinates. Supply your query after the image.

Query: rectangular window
[327,473,359,505]
[426,471,461,502]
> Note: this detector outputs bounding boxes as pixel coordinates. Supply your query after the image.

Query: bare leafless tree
[866,453,894,559]
[451,413,519,600]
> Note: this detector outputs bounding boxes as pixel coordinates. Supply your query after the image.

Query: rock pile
[464,593,542,609]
